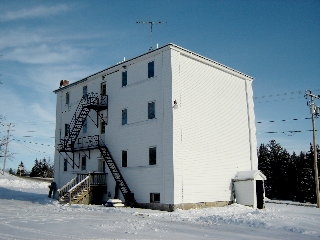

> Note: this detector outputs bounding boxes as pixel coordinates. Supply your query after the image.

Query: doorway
[256,180,264,209]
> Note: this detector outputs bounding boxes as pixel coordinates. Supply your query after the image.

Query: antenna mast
[136,21,166,50]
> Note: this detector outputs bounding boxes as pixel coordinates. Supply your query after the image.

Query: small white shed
[233,170,266,209]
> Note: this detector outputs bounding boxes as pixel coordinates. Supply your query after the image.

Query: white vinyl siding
[54,45,257,207]
[172,51,255,204]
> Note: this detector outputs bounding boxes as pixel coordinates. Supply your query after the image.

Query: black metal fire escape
[58,92,136,206]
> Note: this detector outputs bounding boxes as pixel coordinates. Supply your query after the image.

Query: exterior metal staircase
[98,142,136,207]
[59,93,107,152]
[58,92,136,206]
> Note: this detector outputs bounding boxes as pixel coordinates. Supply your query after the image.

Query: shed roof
[234,170,267,181]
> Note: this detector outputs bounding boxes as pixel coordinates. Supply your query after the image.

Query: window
[64,124,70,136]
[148,101,155,119]
[101,82,106,96]
[149,147,156,165]
[150,193,160,203]
[122,71,127,87]
[64,159,68,171]
[83,119,87,134]
[66,92,69,105]
[122,109,127,125]
[148,61,154,78]
[81,156,86,170]
[122,150,127,167]
[83,85,87,97]
[100,117,105,134]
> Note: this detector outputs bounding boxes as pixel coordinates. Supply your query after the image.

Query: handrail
[69,175,90,204]
[57,176,78,199]
[59,93,101,151]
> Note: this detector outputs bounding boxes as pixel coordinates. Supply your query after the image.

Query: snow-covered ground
[0,173,319,240]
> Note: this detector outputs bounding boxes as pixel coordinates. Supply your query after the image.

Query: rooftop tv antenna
[136,21,166,50]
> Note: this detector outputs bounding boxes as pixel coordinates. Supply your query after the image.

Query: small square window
[149,147,156,165]
[148,61,154,78]
[122,71,127,87]
[148,101,155,119]
[122,109,127,125]
[122,150,127,167]
[150,193,160,203]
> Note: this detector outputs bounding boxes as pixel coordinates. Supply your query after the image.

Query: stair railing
[68,175,91,204]
[59,93,101,151]
[57,176,78,200]
[97,137,136,206]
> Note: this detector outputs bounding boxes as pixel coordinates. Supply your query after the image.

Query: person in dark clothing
[48,182,57,198]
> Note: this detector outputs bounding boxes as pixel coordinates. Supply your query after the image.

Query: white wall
[171,49,258,204]
[102,48,174,204]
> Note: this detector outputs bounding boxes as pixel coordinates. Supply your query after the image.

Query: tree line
[258,140,319,203]
[9,158,54,178]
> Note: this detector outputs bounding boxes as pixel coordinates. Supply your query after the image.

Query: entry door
[256,180,264,209]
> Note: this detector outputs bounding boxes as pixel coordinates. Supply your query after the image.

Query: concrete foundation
[137,201,232,212]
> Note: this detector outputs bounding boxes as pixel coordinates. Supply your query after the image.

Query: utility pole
[1,123,14,174]
[305,90,320,208]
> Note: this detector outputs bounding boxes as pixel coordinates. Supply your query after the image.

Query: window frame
[148,101,155,119]
[82,85,88,97]
[122,71,127,87]
[122,108,127,125]
[100,82,106,96]
[65,92,70,105]
[148,61,154,78]
[149,146,157,165]
[81,156,86,171]
[63,159,68,172]
[83,119,87,134]
[64,124,70,136]
[122,150,128,167]
[150,193,160,203]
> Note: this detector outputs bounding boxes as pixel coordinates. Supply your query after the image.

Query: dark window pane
[122,150,127,167]
[66,92,69,105]
[150,193,160,203]
[122,109,127,125]
[122,71,127,87]
[149,147,156,165]
[65,124,69,136]
[64,159,68,171]
[101,82,106,96]
[83,86,87,97]
[148,61,154,78]
[148,102,155,119]
[81,156,86,170]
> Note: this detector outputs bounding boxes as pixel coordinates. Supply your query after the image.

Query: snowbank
[0,172,319,240]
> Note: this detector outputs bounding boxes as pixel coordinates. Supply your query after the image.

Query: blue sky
[0,0,319,171]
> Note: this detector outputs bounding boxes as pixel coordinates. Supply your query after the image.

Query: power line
[257,129,316,134]
[254,88,320,103]
[13,138,54,148]
[256,117,310,124]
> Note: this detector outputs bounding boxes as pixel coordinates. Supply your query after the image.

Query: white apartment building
[53,43,263,210]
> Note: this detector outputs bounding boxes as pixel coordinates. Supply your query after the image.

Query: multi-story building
[53,43,263,210]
